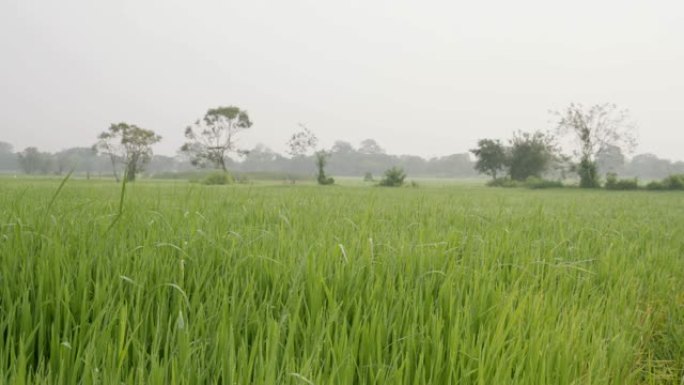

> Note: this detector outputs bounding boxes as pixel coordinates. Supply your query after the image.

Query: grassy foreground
[0,179,683,384]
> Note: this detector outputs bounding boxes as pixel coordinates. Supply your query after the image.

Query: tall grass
[0,179,683,384]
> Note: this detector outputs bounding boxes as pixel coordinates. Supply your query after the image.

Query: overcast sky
[1,0,682,160]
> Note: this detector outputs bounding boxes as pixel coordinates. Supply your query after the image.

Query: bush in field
[605,173,638,190]
[646,174,684,190]
[487,177,562,189]
[525,176,563,189]
[363,172,374,182]
[379,167,406,187]
[202,171,233,185]
[664,174,684,190]
[315,151,335,185]
[486,177,520,188]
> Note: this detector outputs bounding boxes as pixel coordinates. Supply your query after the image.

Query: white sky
[0,0,682,160]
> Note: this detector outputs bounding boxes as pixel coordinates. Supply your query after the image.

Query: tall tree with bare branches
[554,103,636,188]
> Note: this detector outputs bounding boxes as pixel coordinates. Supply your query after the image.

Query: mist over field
[1,1,684,384]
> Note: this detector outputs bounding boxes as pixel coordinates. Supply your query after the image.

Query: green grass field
[1,178,683,384]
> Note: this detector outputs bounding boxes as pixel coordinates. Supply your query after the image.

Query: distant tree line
[469,103,684,186]
[0,139,478,179]
[2,137,681,181]
[1,103,682,183]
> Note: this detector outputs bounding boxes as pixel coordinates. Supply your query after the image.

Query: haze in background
[1,0,682,160]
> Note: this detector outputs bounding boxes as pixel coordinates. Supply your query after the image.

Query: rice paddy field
[1,178,683,384]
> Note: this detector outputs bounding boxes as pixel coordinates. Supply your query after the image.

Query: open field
[1,178,683,384]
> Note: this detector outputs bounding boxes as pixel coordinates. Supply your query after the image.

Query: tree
[0,141,12,154]
[626,153,671,180]
[53,147,98,177]
[0,141,17,171]
[331,141,355,155]
[315,151,335,185]
[470,139,507,180]
[287,125,318,158]
[94,123,162,182]
[241,144,287,173]
[287,125,334,185]
[508,131,558,181]
[595,144,625,176]
[181,106,253,172]
[359,139,385,155]
[554,103,636,188]
[17,147,51,174]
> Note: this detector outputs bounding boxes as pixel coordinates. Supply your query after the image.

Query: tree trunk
[109,154,120,182]
[126,157,137,182]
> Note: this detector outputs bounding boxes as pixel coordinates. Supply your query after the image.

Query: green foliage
[663,174,684,190]
[646,174,684,191]
[487,177,563,189]
[363,172,374,182]
[315,151,335,185]
[94,122,162,181]
[524,176,563,189]
[486,177,520,188]
[474,132,560,183]
[181,106,252,172]
[646,181,664,190]
[470,138,507,180]
[604,173,638,190]
[17,147,52,174]
[202,171,234,185]
[317,176,335,185]
[1,180,683,384]
[378,166,406,187]
[577,158,600,188]
[508,131,558,181]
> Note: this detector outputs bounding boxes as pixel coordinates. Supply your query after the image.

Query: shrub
[486,178,520,188]
[202,172,233,185]
[663,174,684,190]
[315,151,335,186]
[605,173,638,190]
[363,172,374,182]
[647,174,684,191]
[317,175,335,185]
[378,167,406,187]
[524,176,563,189]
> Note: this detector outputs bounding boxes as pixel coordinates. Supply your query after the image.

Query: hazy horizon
[1,0,682,161]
